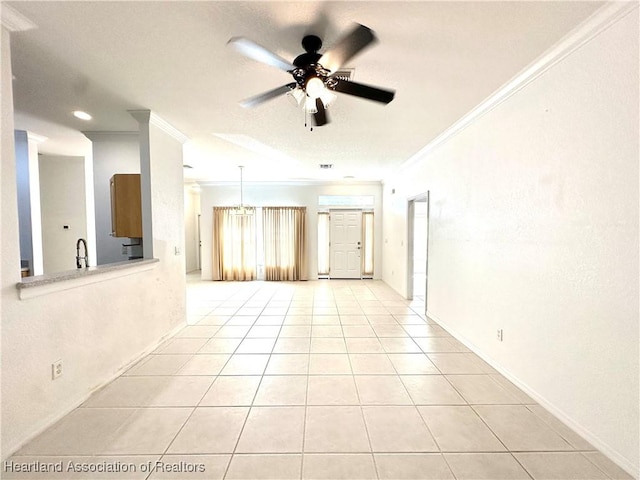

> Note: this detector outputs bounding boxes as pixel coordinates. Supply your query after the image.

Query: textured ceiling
[8,1,603,182]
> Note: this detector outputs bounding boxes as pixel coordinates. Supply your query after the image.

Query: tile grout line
[156,287,264,478]
[354,280,390,479]
[351,282,383,480]
[220,292,272,480]
[191,290,265,405]
[17,280,616,480]
[299,293,314,480]
[438,451,459,480]
[508,452,536,480]
[222,286,292,479]
[380,291,448,467]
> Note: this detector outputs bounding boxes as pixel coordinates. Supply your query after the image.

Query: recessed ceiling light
[72,110,92,121]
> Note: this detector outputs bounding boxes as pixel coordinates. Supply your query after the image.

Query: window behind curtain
[362,211,374,277]
[317,212,330,276]
[263,207,307,281]
[212,207,256,281]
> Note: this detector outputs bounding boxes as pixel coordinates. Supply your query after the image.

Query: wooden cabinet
[110,174,142,238]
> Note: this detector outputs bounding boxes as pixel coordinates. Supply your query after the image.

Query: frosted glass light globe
[305,77,325,99]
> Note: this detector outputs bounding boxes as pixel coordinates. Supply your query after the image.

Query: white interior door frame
[196,213,202,271]
[407,200,416,300]
[406,193,429,303]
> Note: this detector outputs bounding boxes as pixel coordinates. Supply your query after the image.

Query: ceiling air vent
[319,164,333,170]
[332,68,354,82]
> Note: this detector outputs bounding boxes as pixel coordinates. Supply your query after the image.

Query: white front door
[330,210,362,279]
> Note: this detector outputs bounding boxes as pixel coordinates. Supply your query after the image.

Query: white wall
[84,132,140,265]
[1,28,187,458]
[147,119,187,302]
[382,9,638,475]
[199,182,383,281]
[1,28,21,458]
[38,155,87,274]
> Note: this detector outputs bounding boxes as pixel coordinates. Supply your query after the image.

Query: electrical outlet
[496,329,504,342]
[52,360,63,380]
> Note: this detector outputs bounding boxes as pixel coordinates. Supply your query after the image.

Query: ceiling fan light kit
[228,23,395,127]
[304,76,325,99]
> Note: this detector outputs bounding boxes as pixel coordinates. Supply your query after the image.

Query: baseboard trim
[426,309,639,479]
[1,321,186,461]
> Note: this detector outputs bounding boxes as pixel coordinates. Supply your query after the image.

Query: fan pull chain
[303,108,313,131]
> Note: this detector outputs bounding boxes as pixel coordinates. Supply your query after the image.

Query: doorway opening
[407,193,429,305]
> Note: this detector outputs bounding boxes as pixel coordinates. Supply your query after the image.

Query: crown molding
[197,179,383,187]
[128,109,188,144]
[26,131,48,144]
[150,112,189,144]
[399,1,639,173]
[1,4,36,32]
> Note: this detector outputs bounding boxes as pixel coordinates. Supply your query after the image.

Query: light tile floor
[6,279,634,480]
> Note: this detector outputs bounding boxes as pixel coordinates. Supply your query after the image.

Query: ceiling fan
[228,23,395,127]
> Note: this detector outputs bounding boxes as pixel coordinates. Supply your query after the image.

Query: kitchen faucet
[76,238,89,268]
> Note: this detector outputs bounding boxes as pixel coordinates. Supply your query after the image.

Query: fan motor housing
[293,52,322,69]
[301,35,322,52]
[294,34,323,70]
[292,49,326,90]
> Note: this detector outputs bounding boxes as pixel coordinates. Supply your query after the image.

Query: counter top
[17,258,159,299]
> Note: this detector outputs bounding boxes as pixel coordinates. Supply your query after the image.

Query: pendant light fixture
[230,165,254,216]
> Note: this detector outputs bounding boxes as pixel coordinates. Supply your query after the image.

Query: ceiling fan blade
[228,37,294,72]
[240,83,296,108]
[319,23,377,73]
[313,98,329,126]
[332,78,395,104]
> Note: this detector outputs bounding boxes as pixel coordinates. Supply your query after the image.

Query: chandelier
[230,166,254,216]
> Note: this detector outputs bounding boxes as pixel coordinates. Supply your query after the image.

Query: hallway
[5,279,630,479]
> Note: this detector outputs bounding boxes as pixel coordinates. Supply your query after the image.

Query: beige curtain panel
[212,207,256,281]
[263,207,308,281]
